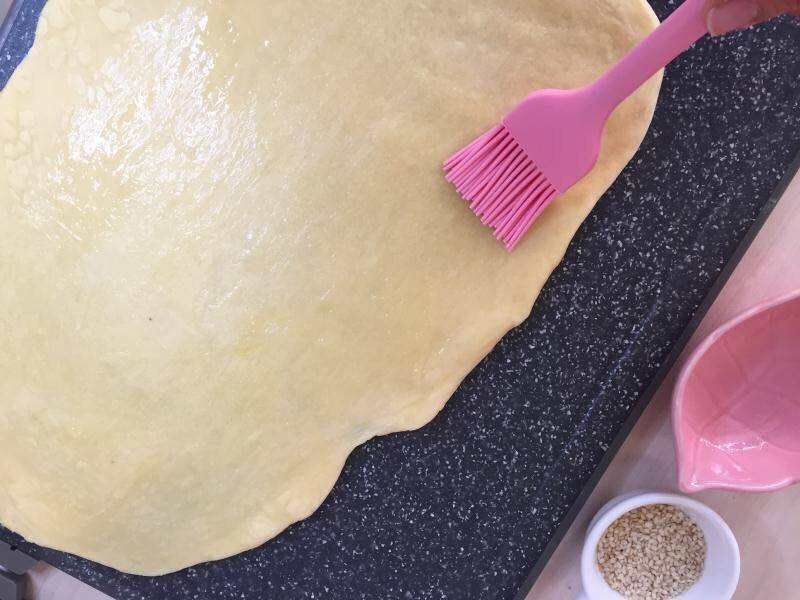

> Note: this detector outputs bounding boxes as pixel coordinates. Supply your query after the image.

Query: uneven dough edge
[77,91,660,578]
[0,0,663,575]
[192,90,664,583]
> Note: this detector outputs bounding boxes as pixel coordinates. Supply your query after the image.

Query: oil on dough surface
[0,0,661,574]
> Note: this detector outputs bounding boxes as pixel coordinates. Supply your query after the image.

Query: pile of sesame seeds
[596,503,706,600]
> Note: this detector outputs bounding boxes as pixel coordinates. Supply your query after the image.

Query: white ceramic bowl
[578,492,740,600]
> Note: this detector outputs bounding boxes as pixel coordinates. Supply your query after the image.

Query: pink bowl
[673,289,800,493]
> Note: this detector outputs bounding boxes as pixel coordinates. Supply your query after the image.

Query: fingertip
[706,0,761,36]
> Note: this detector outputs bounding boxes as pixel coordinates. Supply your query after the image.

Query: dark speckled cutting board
[1,1,799,599]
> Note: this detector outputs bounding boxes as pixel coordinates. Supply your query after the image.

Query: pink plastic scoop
[673,289,800,493]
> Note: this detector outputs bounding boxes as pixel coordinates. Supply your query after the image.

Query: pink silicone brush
[444,0,709,250]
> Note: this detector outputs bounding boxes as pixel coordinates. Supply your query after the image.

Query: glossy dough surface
[0,0,660,574]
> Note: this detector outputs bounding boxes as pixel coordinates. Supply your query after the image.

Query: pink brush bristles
[443,124,558,251]
[443,0,714,251]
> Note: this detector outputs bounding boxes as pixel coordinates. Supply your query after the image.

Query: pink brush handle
[590,0,709,113]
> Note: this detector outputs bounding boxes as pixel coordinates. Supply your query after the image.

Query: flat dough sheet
[0,0,661,575]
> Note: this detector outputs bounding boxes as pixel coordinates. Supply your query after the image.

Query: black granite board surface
[1,1,799,599]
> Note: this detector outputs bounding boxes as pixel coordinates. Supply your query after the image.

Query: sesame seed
[596,504,706,600]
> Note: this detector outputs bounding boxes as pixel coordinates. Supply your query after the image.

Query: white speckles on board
[0,2,798,600]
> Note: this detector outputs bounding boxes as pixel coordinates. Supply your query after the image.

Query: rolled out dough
[0,0,661,575]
